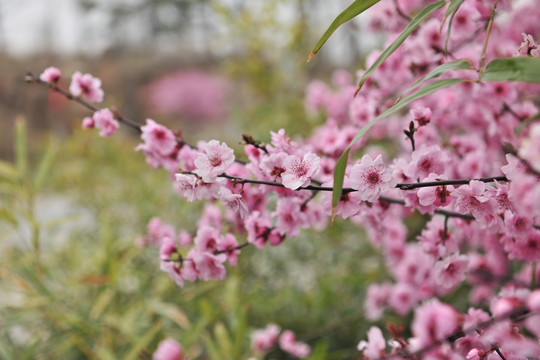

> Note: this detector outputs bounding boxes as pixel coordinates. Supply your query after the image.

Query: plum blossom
[279,330,310,358]
[192,251,226,281]
[411,300,460,349]
[69,71,104,102]
[140,119,177,156]
[357,326,386,358]
[39,67,61,83]
[514,33,540,57]
[273,198,305,238]
[194,140,235,182]
[281,152,320,190]
[405,145,449,180]
[350,154,395,202]
[217,187,248,219]
[452,181,497,226]
[434,253,469,289]
[519,123,540,172]
[251,324,280,354]
[81,116,94,129]
[153,338,184,360]
[92,108,119,137]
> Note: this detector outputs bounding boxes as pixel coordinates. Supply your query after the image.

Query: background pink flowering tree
[21,0,540,358]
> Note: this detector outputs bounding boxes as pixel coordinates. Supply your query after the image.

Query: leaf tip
[307,52,315,63]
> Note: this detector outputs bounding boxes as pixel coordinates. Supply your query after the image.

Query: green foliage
[309,0,381,61]
[480,57,540,83]
[0,122,385,358]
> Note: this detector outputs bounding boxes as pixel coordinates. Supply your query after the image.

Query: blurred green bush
[0,111,385,359]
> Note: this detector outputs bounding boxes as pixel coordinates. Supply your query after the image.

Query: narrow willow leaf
[442,0,465,55]
[480,57,540,83]
[398,59,473,100]
[333,78,468,209]
[308,0,380,61]
[355,0,446,95]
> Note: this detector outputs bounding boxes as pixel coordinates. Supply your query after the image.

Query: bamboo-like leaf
[442,0,465,55]
[480,57,540,83]
[124,321,163,360]
[333,78,468,208]
[0,207,18,226]
[214,322,234,359]
[398,59,473,99]
[355,0,446,95]
[308,0,381,62]
[0,160,17,183]
[33,137,59,191]
[15,116,28,180]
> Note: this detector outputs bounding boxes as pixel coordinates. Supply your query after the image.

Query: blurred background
[0,1,381,359]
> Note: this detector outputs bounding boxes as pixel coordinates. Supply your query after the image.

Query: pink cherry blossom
[411,300,460,349]
[357,326,386,359]
[194,140,235,183]
[281,152,320,190]
[251,324,280,354]
[160,261,185,288]
[140,119,177,156]
[259,152,287,180]
[81,116,94,129]
[452,181,498,226]
[217,187,248,219]
[192,250,226,281]
[434,253,469,290]
[92,108,119,137]
[69,71,104,102]
[153,338,184,360]
[39,67,61,83]
[411,106,432,127]
[279,330,310,358]
[405,145,449,181]
[350,154,395,202]
[273,198,305,238]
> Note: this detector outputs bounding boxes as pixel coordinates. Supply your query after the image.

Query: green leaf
[331,148,350,209]
[308,0,381,61]
[480,57,540,83]
[214,322,234,359]
[0,207,18,226]
[33,137,58,191]
[0,160,17,184]
[355,0,446,94]
[124,321,163,360]
[333,78,468,209]
[398,59,473,99]
[442,0,465,55]
[15,116,28,180]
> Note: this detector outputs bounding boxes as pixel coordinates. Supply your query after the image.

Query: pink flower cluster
[35,0,540,357]
[251,324,310,358]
